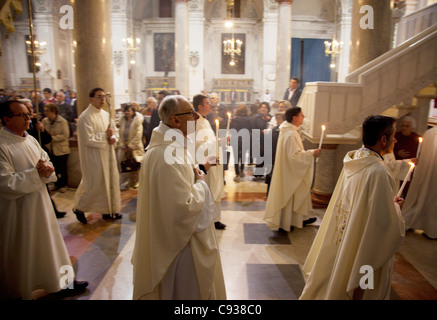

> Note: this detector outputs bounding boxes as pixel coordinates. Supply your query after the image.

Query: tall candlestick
[416,137,423,158]
[318,125,326,149]
[397,162,415,198]
[215,119,220,160]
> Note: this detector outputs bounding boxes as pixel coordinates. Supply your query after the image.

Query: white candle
[216,119,220,160]
[226,112,232,137]
[397,162,415,198]
[318,125,326,149]
[416,137,423,158]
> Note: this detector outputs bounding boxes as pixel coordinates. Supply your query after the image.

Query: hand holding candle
[397,162,415,198]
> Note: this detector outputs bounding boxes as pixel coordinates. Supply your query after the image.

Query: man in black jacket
[283,77,302,108]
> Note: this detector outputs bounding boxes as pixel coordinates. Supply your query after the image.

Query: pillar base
[311,189,332,209]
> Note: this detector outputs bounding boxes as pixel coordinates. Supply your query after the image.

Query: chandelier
[26,39,46,56]
[223,37,242,66]
[25,36,46,67]
[221,0,243,66]
[122,37,141,65]
[324,39,343,69]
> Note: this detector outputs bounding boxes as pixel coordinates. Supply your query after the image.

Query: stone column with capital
[73,0,114,115]
[349,0,393,73]
[275,0,293,100]
[175,0,189,97]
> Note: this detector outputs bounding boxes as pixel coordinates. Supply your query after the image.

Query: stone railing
[299,24,437,144]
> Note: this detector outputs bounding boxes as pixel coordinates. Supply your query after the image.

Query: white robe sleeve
[195,180,217,233]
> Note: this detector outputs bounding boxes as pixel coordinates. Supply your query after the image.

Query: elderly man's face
[174,99,199,137]
[400,120,413,136]
[56,93,65,103]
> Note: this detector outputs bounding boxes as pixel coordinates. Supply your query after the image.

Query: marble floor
[44,166,437,301]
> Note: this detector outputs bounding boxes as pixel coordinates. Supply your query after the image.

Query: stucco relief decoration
[190,51,199,68]
[35,0,52,12]
[188,0,202,10]
[112,0,127,12]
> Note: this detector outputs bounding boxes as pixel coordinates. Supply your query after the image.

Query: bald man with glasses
[132,95,226,300]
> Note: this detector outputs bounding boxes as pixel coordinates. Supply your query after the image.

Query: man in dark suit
[145,90,170,147]
[283,77,302,108]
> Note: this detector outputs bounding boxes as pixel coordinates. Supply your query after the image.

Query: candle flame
[322,125,326,131]
[227,113,231,117]
[419,137,423,143]
[408,162,415,168]
[215,119,219,125]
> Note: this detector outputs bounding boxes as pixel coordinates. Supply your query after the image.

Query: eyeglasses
[10,113,31,118]
[93,95,107,99]
[174,110,197,117]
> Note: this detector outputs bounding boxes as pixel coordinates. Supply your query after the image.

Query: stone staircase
[299,24,437,145]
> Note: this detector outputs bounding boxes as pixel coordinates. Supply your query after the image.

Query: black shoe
[303,217,317,227]
[102,213,122,220]
[55,211,67,219]
[60,280,89,296]
[73,209,87,224]
[214,221,226,230]
[423,233,437,240]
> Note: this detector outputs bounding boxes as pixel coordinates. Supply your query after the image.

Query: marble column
[312,144,339,208]
[275,0,293,100]
[175,0,189,97]
[73,0,114,115]
[349,0,393,73]
[188,3,205,99]
[263,10,279,98]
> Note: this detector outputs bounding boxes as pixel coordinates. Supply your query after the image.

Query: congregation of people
[0,77,436,301]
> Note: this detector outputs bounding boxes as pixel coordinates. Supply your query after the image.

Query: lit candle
[216,119,220,161]
[416,137,423,158]
[397,162,415,198]
[318,125,326,149]
[227,112,232,137]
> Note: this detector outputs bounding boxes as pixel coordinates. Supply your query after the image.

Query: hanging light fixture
[221,0,242,66]
[324,39,343,69]
[122,36,141,65]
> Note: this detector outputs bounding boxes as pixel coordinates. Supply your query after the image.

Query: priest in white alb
[300,115,405,300]
[132,95,226,300]
[0,100,88,299]
[72,88,121,223]
[402,125,437,239]
[264,107,320,231]
[193,93,227,230]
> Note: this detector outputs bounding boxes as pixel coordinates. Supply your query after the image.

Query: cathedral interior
[0,0,436,301]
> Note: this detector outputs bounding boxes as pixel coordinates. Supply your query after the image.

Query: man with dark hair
[264,107,320,231]
[0,100,88,299]
[193,93,227,230]
[300,115,405,300]
[283,77,302,108]
[72,88,121,223]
